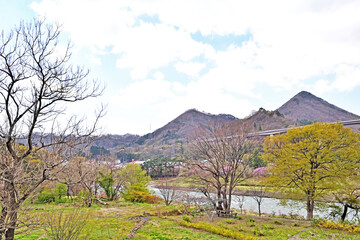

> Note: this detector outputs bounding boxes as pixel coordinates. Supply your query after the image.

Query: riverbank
[17,200,360,240]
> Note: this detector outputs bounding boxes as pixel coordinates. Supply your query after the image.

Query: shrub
[315,220,360,233]
[44,208,88,240]
[38,188,56,203]
[182,215,192,223]
[122,183,161,203]
[123,190,161,204]
[54,183,68,200]
[38,183,69,204]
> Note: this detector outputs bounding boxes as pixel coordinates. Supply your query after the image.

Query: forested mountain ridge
[92,91,360,160]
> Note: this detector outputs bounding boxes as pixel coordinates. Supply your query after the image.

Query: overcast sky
[1,0,360,135]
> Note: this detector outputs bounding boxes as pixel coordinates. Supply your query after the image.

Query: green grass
[13,200,360,240]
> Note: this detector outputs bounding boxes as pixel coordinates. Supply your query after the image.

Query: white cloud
[30,0,360,133]
[332,64,360,91]
[175,61,206,77]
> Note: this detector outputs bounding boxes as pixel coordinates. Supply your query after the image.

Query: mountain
[91,91,360,160]
[92,134,140,149]
[277,91,359,122]
[241,108,296,132]
[136,108,238,145]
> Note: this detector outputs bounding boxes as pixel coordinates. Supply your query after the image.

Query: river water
[150,187,358,221]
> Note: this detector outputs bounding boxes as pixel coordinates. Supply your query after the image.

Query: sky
[1,0,360,135]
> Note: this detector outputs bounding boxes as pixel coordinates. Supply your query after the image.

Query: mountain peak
[295,91,317,98]
[278,91,359,122]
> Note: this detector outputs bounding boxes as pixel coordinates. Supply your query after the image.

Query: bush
[315,220,360,233]
[122,183,161,204]
[44,208,88,240]
[55,183,67,200]
[38,188,56,203]
[182,215,192,222]
[123,190,161,203]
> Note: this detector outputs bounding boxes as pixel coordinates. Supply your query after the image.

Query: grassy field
[14,200,360,240]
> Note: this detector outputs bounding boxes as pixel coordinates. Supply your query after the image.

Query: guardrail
[247,119,360,137]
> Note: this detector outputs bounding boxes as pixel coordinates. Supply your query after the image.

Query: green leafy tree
[249,149,266,168]
[263,122,360,219]
[119,164,156,203]
[55,183,68,201]
[120,164,150,192]
[98,172,115,200]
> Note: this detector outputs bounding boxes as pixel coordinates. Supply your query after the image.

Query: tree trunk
[2,173,18,240]
[341,204,348,222]
[0,206,8,239]
[306,198,314,220]
[258,201,261,216]
[217,190,223,210]
[222,192,229,213]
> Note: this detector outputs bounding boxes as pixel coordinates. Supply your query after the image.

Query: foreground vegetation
[14,200,360,240]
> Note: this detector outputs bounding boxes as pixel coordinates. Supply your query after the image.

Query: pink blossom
[253,167,267,178]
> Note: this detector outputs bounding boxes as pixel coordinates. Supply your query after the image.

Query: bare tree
[75,157,101,207]
[250,185,266,216]
[188,122,255,213]
[0,19,103,239]
[158,179,179,206]
[235,195,245,214]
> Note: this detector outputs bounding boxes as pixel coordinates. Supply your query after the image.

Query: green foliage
[249,148,266,168]
[263,122,360,219]
[38,183,68,204]
[315,220,360,233]
[298,119,315,126]
[77,190,90,201]
[44,208,88,240]
[90,145,110,157]
[182,215,192,222]
[120,164,150,191]
[98,172,115,200]
[38,188,56,203]
[54,183,67,200]
[253,226,265,236]
[122,183,161,203]
[120,165,158,203]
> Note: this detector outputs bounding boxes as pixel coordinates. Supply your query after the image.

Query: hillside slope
[277,91,359,122]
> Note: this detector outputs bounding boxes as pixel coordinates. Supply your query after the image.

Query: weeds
[43,207,88,240]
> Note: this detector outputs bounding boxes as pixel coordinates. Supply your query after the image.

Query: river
[150,187,358,221]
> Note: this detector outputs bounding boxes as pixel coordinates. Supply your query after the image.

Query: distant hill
[92,134,140,149]
[90,91,360,160]
[277,91,359,122]
[240,108,296,132]
[136,108,238,145]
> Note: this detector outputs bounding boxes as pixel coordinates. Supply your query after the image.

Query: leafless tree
[75,157,101,207]
[0,18,103,239]
[178,192,194,215]
[235,195,245,214]
[188,122,255,213]
[158,179,179,206]
[250,185,267,216]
